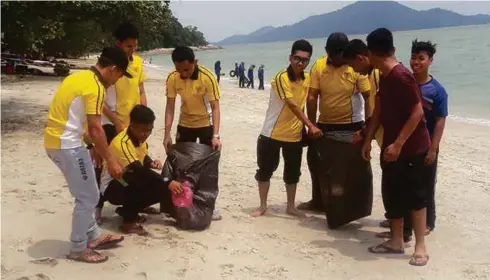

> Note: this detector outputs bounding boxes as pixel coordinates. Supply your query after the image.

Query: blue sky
[170,1,490,42]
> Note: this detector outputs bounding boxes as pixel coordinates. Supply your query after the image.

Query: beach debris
[15,273,52,280]
[29,257,58,267]
[28,181,37,186]
[37,209,56,214]
[135,272,148,279]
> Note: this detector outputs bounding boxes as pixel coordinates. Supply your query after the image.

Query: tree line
[1,1,208,58]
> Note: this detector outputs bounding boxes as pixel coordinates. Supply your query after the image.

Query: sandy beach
[1,65,490,280]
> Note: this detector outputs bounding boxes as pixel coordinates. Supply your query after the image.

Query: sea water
[148,24,490,125]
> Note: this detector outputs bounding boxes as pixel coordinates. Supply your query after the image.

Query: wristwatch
[213,134,220,139]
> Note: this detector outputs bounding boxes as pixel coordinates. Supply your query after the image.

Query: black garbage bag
[161,142,220,230]
[313,137,373,229]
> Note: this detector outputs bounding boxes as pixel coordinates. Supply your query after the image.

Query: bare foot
[250,206,267,217]
[286,207,306,218]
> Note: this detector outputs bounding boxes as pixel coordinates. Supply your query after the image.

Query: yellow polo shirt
[310,56,371,124]
[103,54,147,128]
[100,128,148,192]
[166,65,220,128]
[44,68,105,149]
[368,69,383,147]
[260,68,310,142]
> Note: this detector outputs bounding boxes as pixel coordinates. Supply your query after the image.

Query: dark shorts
[176,125,213,146]
[103,124,118,144]
[255,135,303,185]
[381,152,429,219]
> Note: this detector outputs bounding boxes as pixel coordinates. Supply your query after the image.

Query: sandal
[409,254,429,266]
[368,242,404,254]
[115,207,148,223]
[379,220,390,228]
[139,206,159,215]
[67,249,108,264]
[121,223,149,236]
[88,234,124,250]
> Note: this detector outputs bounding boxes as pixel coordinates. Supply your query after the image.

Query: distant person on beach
[94,22,154,225]
[299,33,372,213]
[164,46,223,221]
[399,39,447,241]
[247,64,255,89]
[362,28,430,266]
[234,62,239,78]
[238,62,246,88]
[44,47,129,263]
[258,65,265,90]
[214,60,222,84]
[100,105,169,236]
[251,39,321,218]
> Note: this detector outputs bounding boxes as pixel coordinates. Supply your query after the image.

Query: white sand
[1,66,490,280]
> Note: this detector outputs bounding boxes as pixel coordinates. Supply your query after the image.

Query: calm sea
[149,25,490,125]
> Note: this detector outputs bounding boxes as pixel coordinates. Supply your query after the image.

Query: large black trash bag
[161,142,220,230]
[313,137,373,229]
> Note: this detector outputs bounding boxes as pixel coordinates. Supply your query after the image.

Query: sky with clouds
[170,1,490,42]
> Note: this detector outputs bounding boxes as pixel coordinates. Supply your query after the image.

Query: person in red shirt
[362,28,431,266]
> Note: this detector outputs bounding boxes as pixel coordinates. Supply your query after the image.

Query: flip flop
[409,254,429,266]
[120,224,149,236]
[67,249,108,264]
[115,207,148,223]
[89,234,124,250]
[368,243,405,254]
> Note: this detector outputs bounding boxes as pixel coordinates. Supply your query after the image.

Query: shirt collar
[90,66,108,87]
[126,127,141,147]
[189,65,200,80]
[287,65,305,82]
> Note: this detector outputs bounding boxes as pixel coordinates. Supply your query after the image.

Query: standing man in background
[258,65,265,90]
[238,62,246,88]
[247,64,255,89]
[214,60,222,84]
[95,22,151,223]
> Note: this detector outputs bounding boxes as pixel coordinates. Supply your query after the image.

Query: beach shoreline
[1,65,490,280]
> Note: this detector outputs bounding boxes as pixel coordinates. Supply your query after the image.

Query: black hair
[325,32,349,55]
[171,46,195,63]
[114,22,139,41]
[291,39,313,56]
[130,105,155,125]
[366,28,395,57]
[343,39,368,60]
[411,39,437,58]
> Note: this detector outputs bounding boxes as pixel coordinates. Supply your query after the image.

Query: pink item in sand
[171,181,193,208]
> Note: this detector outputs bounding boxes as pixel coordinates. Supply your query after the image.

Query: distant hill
[218,1,490,45]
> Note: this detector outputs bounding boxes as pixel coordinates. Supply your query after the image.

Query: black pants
[176,125,213,146]
[95,124,118,208]
[104,169,169,223]
[239,76,246,88]
[215,72,220,84]
[247,78,254,89]
[403,154,438,237]
[258,78,264,90]
[255,135,303,184]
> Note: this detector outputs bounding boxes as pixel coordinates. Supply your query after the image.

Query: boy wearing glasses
[251,40,321,218]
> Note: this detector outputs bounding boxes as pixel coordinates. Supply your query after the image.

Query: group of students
[234,62,266,90]
[44,23,223,263]
[43,21,447,266]
[250,29,447,267]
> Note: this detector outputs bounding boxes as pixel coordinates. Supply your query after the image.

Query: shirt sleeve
[83,81,104,115]
[112,139,139,169]
[434,85,449,118]
[356,73,371,93]
[139,66,147,84]
[204,71,220,101]
[166,72,177,98]
[396,70,421,113]
[309,61,321,89]
[274,72,293,99]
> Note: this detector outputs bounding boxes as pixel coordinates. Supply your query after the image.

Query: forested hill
[1,1,208,58]
[218,1,490,45]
